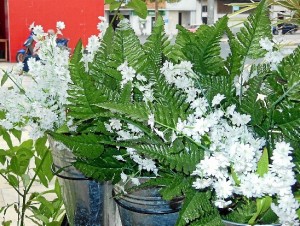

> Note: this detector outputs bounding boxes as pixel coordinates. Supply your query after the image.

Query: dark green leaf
[126,0,147,19]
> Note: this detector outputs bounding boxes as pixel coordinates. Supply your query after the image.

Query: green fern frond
[239,66,267,126]
[195,73,235,104]
[90,26,122,83]
[74,157,125,184]
[136,140,204,175]
[176,190,221,226]
[274,107,300,142]
[109,19,147,73]
[143,16,171,70]
[49,133,103,159]
[68,41,105,119]
[97,102,149,122]
[177,16,228,76]
[225,0,271,83]
[134,173,191,201]
[159,174,192,201]
[235,0,271,59]
[276,46,300,101]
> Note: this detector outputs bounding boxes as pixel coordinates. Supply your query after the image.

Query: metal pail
[48,136,121,226]
[114,179,183,226]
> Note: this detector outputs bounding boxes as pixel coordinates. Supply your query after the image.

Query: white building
[104,0,265,36]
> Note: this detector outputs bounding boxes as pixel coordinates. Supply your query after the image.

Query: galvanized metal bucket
[48,137,121,226]
[222,220,281,226]
[114,178,183,226]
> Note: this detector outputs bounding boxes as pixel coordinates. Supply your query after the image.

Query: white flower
[121,172,128,183]
[212,94,225,106]
[114,155,126,162]
[213,179,234,199]
[214,199,232,208]
[86,35,100,54]
[109,118,122,130]
[154,128,166,141]
[259,37,274,51]
[131,178,140,186]
[136,74,147,81]
[192,178,213,189]
[56,21,65,30]
[117,62,136,88]
[256,93,267,107]
[231,112,251,126]
[140,158,157,172]
[148,114,155,129]
[33,25,44,36]
[193,117,211,136]
[98,16,106,22]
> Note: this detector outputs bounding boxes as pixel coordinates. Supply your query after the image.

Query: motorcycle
[19,36,69,72]
[16,33,34,63]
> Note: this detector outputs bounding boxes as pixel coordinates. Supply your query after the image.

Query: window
[202,5,207,13]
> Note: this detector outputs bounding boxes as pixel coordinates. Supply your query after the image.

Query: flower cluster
[233,36,293,96]
[81,16,108,71]
[0,22,72,139]
[114,56,299,225]
[104,118,158,179]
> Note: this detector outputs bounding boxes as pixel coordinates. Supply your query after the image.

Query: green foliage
[49,133,104,159]
[176,190,222,226]
[222,198,279,224]
[256,148,269,177]
[176,16,228,76]
[235,0,271,60]
[0,131,64,225]
[225,0,271,87]
[105,0,147,19]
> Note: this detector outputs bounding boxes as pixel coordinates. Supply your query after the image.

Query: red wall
[7,0,104,62]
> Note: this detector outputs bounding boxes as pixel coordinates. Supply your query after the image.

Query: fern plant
[51,0,300,225]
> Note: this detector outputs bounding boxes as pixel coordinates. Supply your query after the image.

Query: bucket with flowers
[1,0,299,225]
[51,0,300,225]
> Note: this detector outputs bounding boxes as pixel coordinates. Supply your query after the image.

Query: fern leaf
[176,190,221,226]
[226,0,271,81]
[274,107,300,142]
[68,41,105,119]
[143,16,169,72]
[159,174,192,201]
[97,102,149,122]
[109,19,148,73]
[177,16,228,76]
[136,140,204,175]
[235,0,271,59]
[276,46,300,101]
[239,66,267,126]
[49,133,104,159]
[74,158,123,184]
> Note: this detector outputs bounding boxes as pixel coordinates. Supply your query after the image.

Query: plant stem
[20,149,50,226]
[109,0,126,27]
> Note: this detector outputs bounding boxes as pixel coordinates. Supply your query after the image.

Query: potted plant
[50,0,300,225]
[1,0,299,225]
[0,20,121,225]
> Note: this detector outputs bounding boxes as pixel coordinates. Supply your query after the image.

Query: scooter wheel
[16,52,25,62]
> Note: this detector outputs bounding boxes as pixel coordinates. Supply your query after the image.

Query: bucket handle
[51,163,88,181]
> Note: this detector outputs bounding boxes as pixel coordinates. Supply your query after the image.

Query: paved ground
[0,30,299,225]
